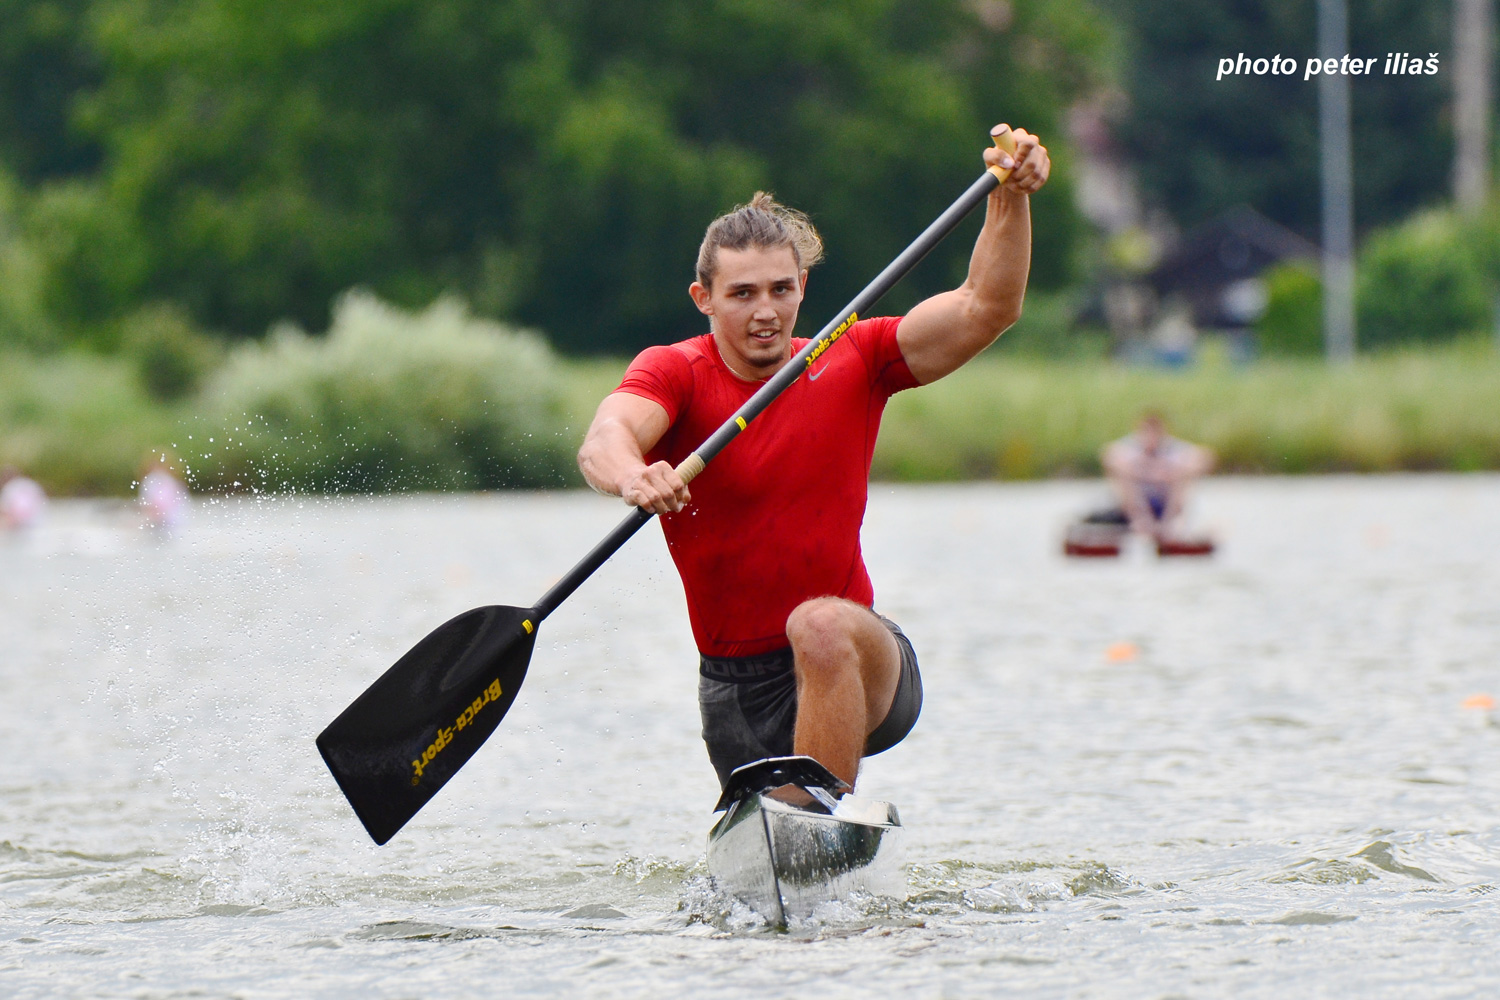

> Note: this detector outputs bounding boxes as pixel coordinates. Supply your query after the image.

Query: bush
[1256,263,1323,356]
[189,292,573,493]
[1356,210,1492,350]
[0,349,176,495]
[994,291,1109,359]
[1464,196,1500,294]
[120,303,224,401]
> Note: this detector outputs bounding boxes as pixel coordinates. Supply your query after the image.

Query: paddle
[317,125,1021,845]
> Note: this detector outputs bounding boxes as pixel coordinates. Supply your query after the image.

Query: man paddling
[577,127,1049,794]
[1100,412,1216,542]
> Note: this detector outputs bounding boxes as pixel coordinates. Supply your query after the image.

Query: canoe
[1156,537,1215,557]
[1063,522,1125,558]
[1064,519,1216,559]
[706,756,903,928]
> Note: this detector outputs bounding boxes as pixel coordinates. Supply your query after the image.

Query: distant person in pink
[0,466,47,530]
[139,456,190,531]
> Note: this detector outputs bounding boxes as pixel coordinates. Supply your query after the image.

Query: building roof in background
[1147,207,1319,330]
[1149,207,1318,295]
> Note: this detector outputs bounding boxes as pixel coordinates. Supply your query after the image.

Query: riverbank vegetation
[186,293,573,493]
[5,296,1496,496]
[2,0,1492,498]
[875,337,1500,480]
[0,0,1106,358]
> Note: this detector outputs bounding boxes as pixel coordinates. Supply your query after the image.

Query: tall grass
[4,323,1497,497]
[0,349,177,494]
[873,338,1500,479]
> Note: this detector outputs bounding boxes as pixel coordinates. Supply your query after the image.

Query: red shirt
[614,316,919,657]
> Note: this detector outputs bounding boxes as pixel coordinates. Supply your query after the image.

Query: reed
[872,338,1500,480]
[6,336,1497,496]
[0,349,176,495]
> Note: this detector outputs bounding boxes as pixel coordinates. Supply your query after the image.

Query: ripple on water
[1266,910,1359,926]
[1267,858,1381,885]
[1351,840,1441,882]
[0,840,196,920]
[4,482,1500,998]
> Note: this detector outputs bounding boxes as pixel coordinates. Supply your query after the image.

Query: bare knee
[787,598,865,680]
[786,597,862,645]
[787,596,857,637]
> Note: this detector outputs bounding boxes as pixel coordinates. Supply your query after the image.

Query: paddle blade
[316,605,539,844]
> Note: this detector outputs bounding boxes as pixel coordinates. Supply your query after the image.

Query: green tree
[1357,209,1491,348]
[0,168,57,349]
[1102,0,1453,239]
[0,0,102,182]
[29,0,1107,353]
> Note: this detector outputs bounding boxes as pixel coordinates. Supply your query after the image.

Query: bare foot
[765,783,841,812]
[765,783,816,807]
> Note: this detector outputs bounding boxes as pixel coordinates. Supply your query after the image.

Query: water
[2,476,1497,998]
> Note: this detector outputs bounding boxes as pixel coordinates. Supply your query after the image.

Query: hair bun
[695,192,824,287]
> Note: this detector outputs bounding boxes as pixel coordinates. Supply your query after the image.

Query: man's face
[689,245,806,377]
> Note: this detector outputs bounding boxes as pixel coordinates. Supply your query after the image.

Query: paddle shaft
[317,127,1022,845]
[531,127,1019,623]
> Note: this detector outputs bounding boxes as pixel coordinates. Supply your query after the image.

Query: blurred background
[0,0,1496,496]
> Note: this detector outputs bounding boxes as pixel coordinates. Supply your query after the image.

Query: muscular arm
[576,391,691,514]
[897,129,1050,385]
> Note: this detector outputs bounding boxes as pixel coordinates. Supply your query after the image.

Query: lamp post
[1453,0,1494,215]
[1318,0,1356,362]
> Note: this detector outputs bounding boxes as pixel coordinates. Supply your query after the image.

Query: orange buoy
[1462,694,1495,710]
[1105,641,1139,663]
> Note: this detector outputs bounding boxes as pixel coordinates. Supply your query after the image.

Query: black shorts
[696,615,923,787]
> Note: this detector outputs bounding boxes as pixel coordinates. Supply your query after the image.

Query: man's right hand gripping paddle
[316,124,1023,845]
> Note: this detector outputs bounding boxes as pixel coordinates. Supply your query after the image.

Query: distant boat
[1063,511,1215,559]
[1063,520,1127,558]
[1156,536,1215,557]
[706,756,904,928]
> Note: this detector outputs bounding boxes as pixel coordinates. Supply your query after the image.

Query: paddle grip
[675,453,706,484]
[987,124,1018,184]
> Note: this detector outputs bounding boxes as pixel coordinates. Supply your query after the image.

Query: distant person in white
[0,466,47,530]
[139,457,190,531]
[1101,412,1215,541]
